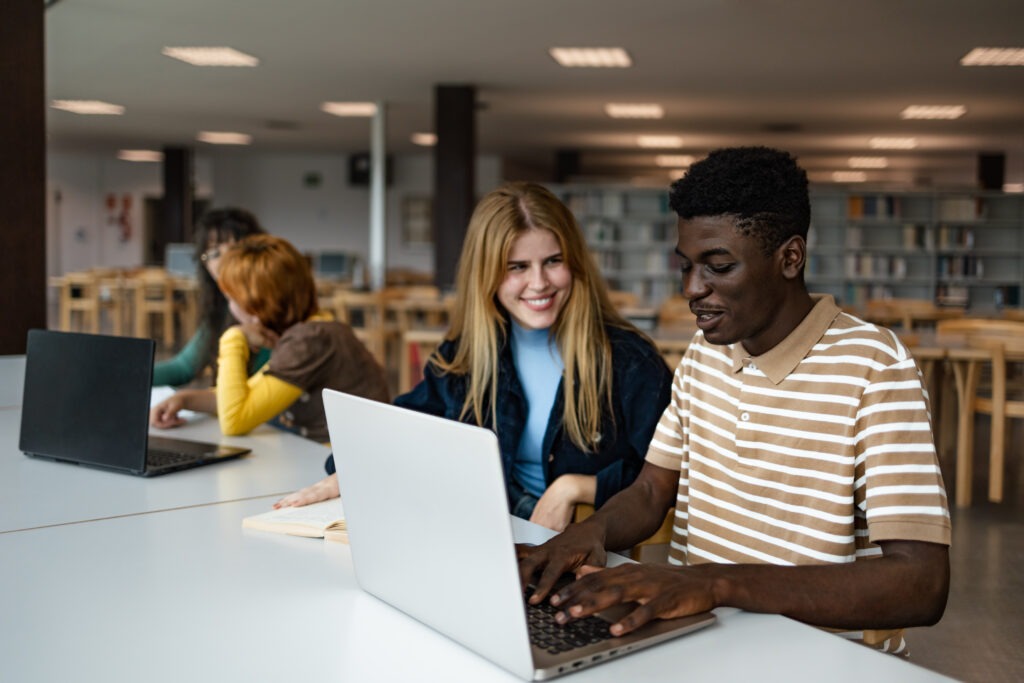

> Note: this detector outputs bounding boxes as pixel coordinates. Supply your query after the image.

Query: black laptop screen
[20,329,155,473]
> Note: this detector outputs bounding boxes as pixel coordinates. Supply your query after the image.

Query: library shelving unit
[807,189,1024,310]
[547,185,681,307]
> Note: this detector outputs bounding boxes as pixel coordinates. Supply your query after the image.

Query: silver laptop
[19,329,249,476]
[323,389,715,680]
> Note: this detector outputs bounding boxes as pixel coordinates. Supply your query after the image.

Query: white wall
[47,149,503,278]
[46,151,213,275]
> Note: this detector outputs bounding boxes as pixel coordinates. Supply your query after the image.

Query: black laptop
[19,329,250,476]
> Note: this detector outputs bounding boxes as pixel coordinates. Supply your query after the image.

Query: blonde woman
[277,182,671,531]
[150,234,389,442]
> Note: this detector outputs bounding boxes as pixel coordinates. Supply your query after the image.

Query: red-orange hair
[217,235,318,335]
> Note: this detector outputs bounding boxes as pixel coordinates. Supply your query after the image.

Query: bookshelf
[547,185,680,306]
[807,190,1024,310]
[549,184,1024,312]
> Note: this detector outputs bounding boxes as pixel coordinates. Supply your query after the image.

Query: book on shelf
[242,498,348,543]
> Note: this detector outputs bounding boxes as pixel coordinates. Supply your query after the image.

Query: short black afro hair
[669,146,810,256]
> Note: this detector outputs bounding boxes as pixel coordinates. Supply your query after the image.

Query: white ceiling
[45,0,1024,187]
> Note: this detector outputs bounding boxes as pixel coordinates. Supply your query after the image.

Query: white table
[0,407,331,533]
[0,499,952,682]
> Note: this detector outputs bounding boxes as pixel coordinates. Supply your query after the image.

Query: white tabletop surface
[0,406,331,533]
[0,499,951,683]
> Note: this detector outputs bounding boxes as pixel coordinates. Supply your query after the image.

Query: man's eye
[708,263,734,274]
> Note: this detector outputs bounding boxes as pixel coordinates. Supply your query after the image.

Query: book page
[242,498,345,537]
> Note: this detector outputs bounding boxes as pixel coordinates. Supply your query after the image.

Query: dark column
[555,149,581,183]
[156,146,194,264]
[433,85,476,290]
[0,0,46,353]
[978,153,1005,191]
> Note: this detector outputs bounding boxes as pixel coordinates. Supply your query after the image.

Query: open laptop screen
[20,329,154,473]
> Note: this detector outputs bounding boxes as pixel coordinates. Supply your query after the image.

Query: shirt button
[740,412,750,422]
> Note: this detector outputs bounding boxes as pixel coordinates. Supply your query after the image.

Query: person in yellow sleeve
[149,235,389,442]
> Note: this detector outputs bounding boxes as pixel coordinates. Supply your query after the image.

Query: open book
[242,498,348,543]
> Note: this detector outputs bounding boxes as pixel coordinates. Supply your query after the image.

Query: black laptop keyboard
[527,598,613,654]
[146,449,201,468]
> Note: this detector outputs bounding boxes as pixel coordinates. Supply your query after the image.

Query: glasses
[200,247,222,263]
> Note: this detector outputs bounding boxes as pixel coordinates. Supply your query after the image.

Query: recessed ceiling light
[960,47,1024,66]
[869,137,917,149]
[161,47,259,67]
[900,105,966,120]
[197,131,252,145]
[117,149,163,162]
[655,155,694,167]
[50,100,125,115]
[637,135,683,148]
[549,47,631,68]
[321,102,378,117]
[832,171,867,183]
[411,132,437,146]
[849,157,888,169]
[605,103,664,119]
[667,169,689,179]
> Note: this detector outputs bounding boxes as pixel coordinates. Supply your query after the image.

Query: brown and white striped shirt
[645,295,951,653]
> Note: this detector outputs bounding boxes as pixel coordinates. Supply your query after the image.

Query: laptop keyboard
[146,449,201,468]
[527,598,613,654]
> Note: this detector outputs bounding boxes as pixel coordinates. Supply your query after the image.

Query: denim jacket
[326,324,672,511]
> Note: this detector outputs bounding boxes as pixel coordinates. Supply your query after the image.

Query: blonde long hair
[434,181,636,452]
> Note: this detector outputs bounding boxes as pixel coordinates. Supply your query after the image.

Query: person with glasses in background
[152,208,268,387]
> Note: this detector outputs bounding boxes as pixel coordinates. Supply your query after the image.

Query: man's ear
[777,235,807,280]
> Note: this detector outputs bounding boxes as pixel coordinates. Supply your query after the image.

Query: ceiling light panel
[832,171,867,183]
[50,100,124,115]
[549,47,631,68]
[849,157,889,169]
[960,48,1024,66]
[637,135,683,148]
[197,131,252,145]
[117,150,163,162]
[869,137,917,149]
[655,155,694,167]
[900,105,966,120]
[411,132,437,146]
[162,47,259,67]
[605,103,664,119]
[321,102,377,117]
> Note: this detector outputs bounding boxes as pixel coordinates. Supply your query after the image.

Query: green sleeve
[152,327,212,387]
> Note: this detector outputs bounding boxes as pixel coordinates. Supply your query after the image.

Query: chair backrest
[657,294,696,329]
[937,318,1024,340]
[607,290,640,311]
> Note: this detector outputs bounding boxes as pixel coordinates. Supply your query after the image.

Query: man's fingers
[609,601,659,636]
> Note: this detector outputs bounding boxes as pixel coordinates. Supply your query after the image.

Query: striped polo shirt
[645,295,950,653]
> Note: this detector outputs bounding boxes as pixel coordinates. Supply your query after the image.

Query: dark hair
[194,208,265,371]
[668,146,810,255]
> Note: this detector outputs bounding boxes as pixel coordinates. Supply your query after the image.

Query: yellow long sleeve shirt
[215,327,302,436]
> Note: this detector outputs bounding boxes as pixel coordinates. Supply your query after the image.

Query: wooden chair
[573,504,674,562]
[863,298,962,331]
[936,318,1024,505]
[333,289,392,366]
[656,294,697,330]
[606,289,640,311]
[54,269,127,335]
[399,328,446,394]
[130,268,178,349]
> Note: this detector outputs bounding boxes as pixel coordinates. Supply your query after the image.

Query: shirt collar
[728,294,841,384]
